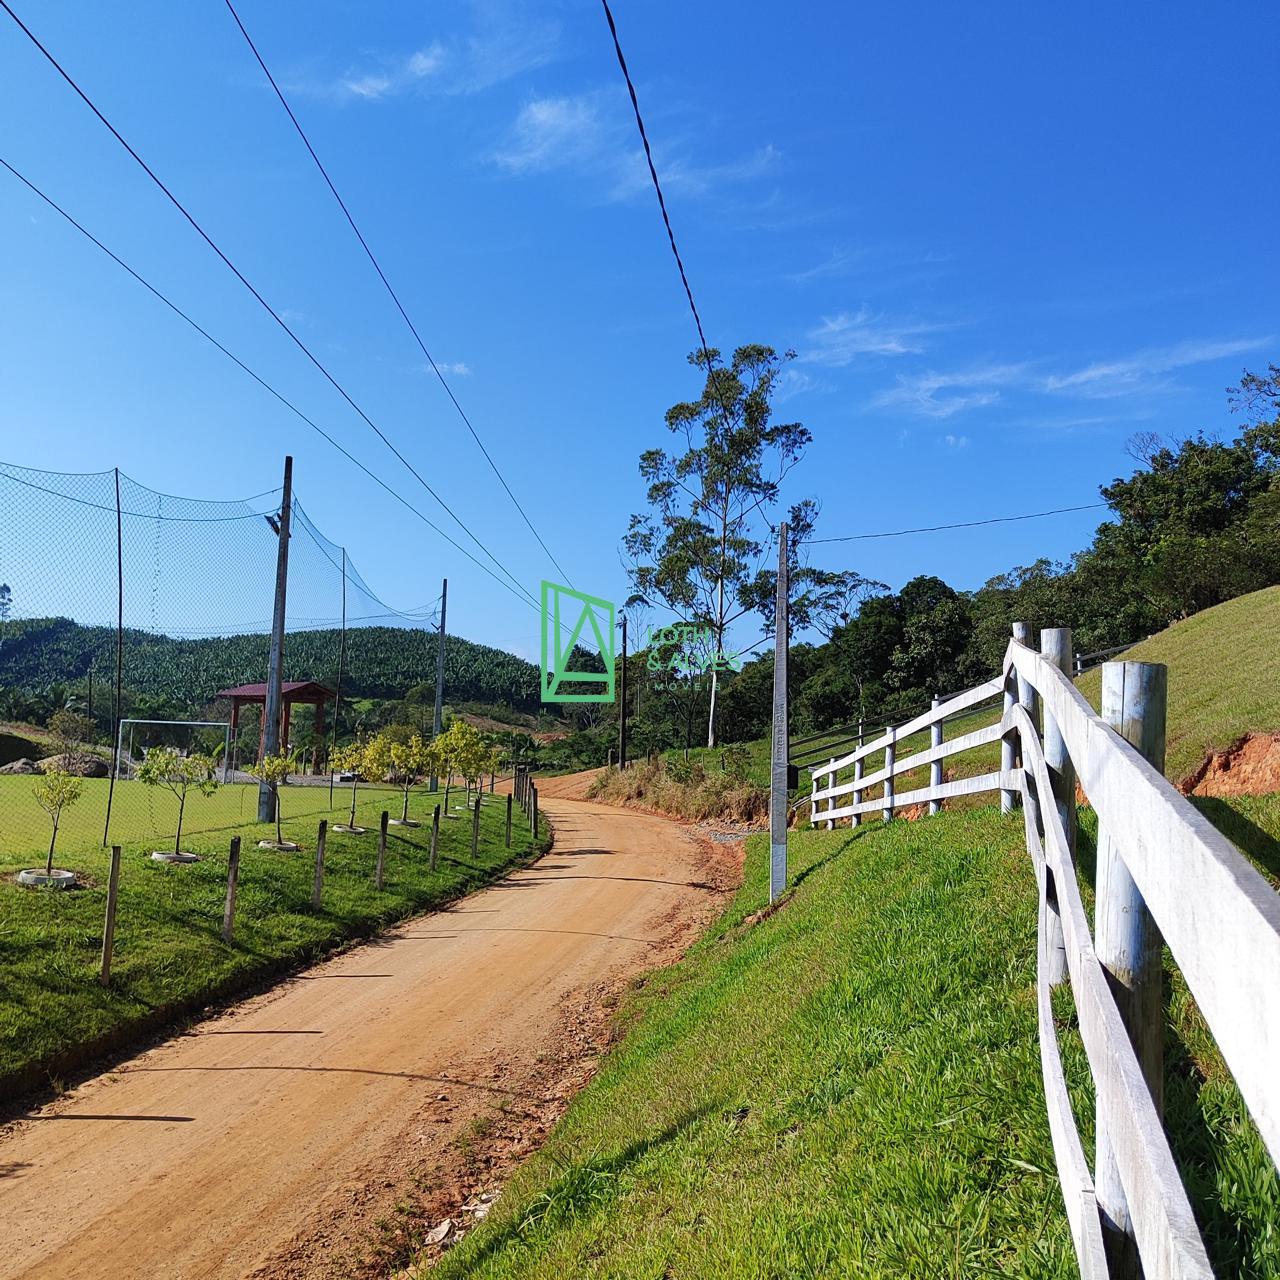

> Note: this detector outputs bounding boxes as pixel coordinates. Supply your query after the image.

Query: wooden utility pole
[259,456,292,823]
[768,523,789,902]
[430,577,447,791]
[617,614,628,771]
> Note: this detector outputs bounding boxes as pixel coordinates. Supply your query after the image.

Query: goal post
[114,719,234,783]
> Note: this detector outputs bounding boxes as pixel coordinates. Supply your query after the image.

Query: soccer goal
[114,719,234,782]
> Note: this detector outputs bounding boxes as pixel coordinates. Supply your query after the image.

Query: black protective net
[0,460,440,854]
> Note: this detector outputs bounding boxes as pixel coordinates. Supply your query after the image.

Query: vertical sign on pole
[430,577,447,792]
[769,523,789,903]
[259,456,293,823]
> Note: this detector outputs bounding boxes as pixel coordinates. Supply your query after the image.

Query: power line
[0,154,543,613]
[0,0,533,603]
[807,502,1107,544]
[599,0,709,361]
[222,0,573,589]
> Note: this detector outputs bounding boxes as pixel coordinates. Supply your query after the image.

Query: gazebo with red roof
[215,680,335,767]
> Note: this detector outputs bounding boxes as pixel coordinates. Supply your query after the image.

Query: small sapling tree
[136,746,220,858]
[389,733,432,826]
[330,740,367,832]
[247,750,298,848]
[32,768,83,876]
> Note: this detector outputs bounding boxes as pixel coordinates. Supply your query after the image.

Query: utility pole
[430,577,447,791]
[258,456,292,824]
[769,522,789,902]
[617,614,628,771]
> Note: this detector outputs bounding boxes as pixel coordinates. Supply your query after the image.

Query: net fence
[0,460,440,856]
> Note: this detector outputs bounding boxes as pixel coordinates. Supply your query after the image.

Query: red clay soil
[0,782,739,1280]
[1181,732,1280,798]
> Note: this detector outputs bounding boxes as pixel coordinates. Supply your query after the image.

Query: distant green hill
[0,616,543,712]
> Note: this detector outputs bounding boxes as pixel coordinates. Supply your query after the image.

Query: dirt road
[0,786,736,1279]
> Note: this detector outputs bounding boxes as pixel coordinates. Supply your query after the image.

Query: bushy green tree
[136,746,220,855]
[32,768,82,875]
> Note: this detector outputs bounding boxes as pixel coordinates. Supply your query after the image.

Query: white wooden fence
[808,625,1280,1279]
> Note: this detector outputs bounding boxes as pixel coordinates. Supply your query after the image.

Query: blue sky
[1,0,1275,662]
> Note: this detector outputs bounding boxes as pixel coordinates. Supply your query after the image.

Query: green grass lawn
[423,800,1279,1280]
[0,785,545,1096]
[1076,585,1280,783]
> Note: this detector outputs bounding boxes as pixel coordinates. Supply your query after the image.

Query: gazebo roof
[214,680,335,702]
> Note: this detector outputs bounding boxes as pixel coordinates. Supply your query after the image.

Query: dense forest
[550,366,1280,764]
[0,618,544,729]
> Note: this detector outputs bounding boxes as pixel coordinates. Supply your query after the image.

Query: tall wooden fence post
[881,726,895,823]
[929,695,943,816]
[530,784,538,840]
[430,804,441,871]
[1095,660,1168,1275]
[1039,627,1075,988]
[768,521,790,902]
[824,758,836,830]
[99,845,121,986]
[505,793,513,848]
[851,755,864,829]
[312,819,327,910]
[471,794,481,858]
[222,836,241,944]
[376,810,388,890]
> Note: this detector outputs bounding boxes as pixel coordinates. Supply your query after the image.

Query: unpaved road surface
[0,786,736,1279]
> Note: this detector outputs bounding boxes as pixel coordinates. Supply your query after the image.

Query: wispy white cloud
[799,308,942,367]
[1043,336,1273,398]
[492,92,779,204]
[944,433,970,449]
[871,364,1027,418]
[287,5,558,102]
[787,245,950,285]
[436,360,471,377]
[772,368,830,404]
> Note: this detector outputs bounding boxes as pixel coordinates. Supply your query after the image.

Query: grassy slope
[1076,585,1280,783]
[425,804,1280,1279]
[0,788,546,1094]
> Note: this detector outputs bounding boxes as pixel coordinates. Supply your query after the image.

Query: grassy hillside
[421,805,1279,1279]
[1077,585,1280,784]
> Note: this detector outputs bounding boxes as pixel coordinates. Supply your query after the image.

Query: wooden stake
[99,845,121,986]
[222,836,241,944]
[430,804,440,872]
[505,793,513,848]
[312,819,327,910]
[376,810,388,889]
[471,794,481,858]
[929,695,943,816]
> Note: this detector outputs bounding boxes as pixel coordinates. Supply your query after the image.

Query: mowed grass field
[425,801,1280,1280]
[0,785,546,1095]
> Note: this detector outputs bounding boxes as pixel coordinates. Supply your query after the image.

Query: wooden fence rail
[809,624,1280,1278]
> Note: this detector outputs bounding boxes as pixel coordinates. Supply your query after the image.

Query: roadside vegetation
[0,787,546,1097]
[422,799,1279,1280]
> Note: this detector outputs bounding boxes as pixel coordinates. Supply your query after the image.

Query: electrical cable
[0,0,534,602]
[0,154,543,612]
[808,503,1106,544]
[222,0,574,588]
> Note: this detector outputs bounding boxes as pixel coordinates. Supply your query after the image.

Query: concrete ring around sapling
[331,825,367,835]
[257,840,300,851]
[388,818,420,827]
[17,868,78,889]
[150,851,200,864]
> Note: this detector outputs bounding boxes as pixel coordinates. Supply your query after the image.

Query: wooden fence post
[505,793,513,848]
[312,819,327,910]
[222,836,241,944]
[929,695,943,816]
[471,794,481,858]
[1095,660,1168,1274]
[376,810,388,890]
[1039,628,1073,988]
[531,784,539,839]
[99,845,121,986]
[430,804,440,871]
[882,725,895,822]
[851,755,864,829]
[1002,621,1036,814]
